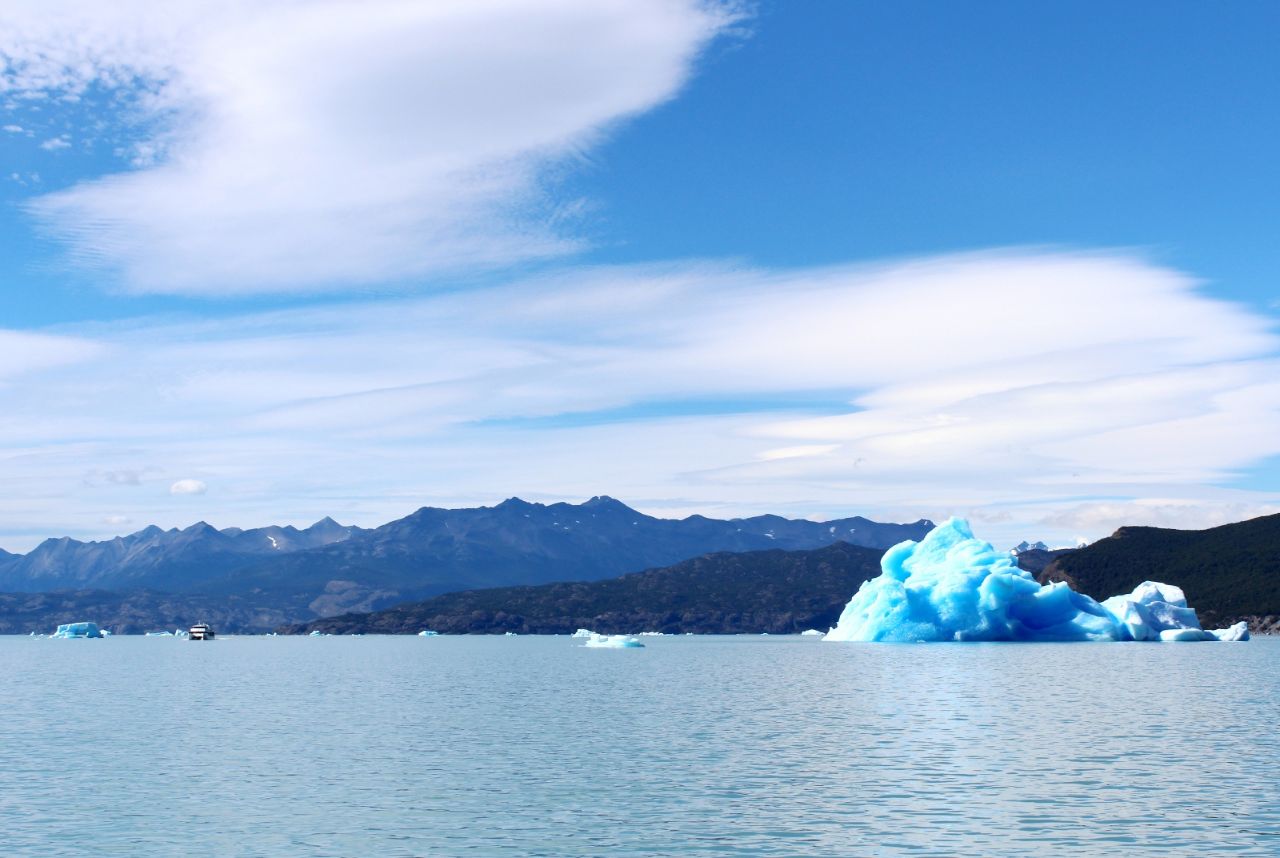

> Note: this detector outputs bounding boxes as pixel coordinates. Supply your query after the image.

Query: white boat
[189,622,215,641]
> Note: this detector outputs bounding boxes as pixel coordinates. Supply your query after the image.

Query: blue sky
[1,0,1278,550]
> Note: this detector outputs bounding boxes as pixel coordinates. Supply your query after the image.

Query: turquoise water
[1,635,1277,856]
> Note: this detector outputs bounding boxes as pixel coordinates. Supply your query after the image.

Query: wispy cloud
[1,249,1277,549]
[1,0,737,294]
[0,329,101,379]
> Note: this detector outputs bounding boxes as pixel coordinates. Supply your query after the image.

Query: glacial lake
[1,634,1277,856]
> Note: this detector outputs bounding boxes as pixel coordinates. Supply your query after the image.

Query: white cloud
[0,249,1278,550]
[0,329,101,379]
[1,0,737,294]
[757,445,841,461]
[169,479,207,495]
[3,123,24,132]
[38,134,69,150]
[1040,501,1280,535]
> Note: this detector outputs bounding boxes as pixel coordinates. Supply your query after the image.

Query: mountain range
[3,504,1277,635]
[290,512,1280,637]
[0,497,933,629]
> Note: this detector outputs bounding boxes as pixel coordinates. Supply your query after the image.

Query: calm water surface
[1,635,1277,856]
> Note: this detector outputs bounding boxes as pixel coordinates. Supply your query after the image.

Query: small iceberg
[418,630,439,637]
[582,632,644,649]
[1208,621,1251,641]
[503,631,517,636]
[570,628,594,638]
[309,630,325,637]
[800,629,825,636]
[825,518,1250,643]
[144,631,175,637]
[51,622,104,639]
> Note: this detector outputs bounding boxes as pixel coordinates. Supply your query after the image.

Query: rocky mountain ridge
[0,497,933,626]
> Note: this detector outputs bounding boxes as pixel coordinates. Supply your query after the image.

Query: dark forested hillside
[1040,513,1280,627]
[283,541,886,635]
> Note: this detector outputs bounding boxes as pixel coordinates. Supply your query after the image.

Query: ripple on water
[0,635,1277,856]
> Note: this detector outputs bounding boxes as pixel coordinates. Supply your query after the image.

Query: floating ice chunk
[309,630,325,637]
[570,628,594,638]
[52,622,104,639]
[583,633,644,648]
[1209,622,1250,642]
[418,630,439,637]
[1101,581,1202,641]
[1158,628,1217,642]
[825,518,1244,643]
[144,631,174,637]
[800,629,825,636]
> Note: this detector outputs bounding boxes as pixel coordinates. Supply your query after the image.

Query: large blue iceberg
[51,622,105,639]
[824,518,1249,643]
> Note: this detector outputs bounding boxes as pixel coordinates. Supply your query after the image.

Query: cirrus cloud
[0,249,1277,550]
[2,0,738,294]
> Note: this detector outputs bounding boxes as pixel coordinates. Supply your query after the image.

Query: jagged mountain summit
[0,517,366,593]
[0,497,933,621]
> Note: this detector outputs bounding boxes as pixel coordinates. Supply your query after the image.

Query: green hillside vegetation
[283,541,885,635]
[1041,513,1280,626]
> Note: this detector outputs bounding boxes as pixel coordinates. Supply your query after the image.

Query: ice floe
[800,629,825,636]
[570,628,594,638]
[418,630,439,637]
[825,518,1249,643]
[582,632,645,648]
[1208,621,1251,641]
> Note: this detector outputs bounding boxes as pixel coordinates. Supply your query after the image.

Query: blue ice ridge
[824,518,1249,643]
